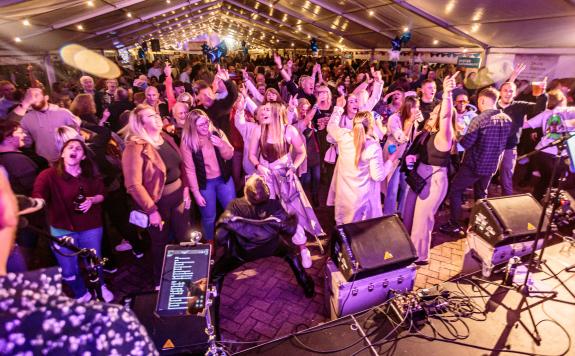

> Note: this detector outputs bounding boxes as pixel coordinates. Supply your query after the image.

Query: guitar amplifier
[331,215,417,281]
[468,194,547,247]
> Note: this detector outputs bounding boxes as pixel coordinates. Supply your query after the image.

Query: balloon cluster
[310,38,318,52]
[201,42,228,63]
[391,31,412,51]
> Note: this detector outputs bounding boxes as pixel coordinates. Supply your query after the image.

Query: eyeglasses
[456,100,469,104]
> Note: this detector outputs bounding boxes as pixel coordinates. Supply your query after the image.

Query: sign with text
[457,55,481,68]
[514,54,559,81]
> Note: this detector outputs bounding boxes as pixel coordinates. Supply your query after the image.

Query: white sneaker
[101,285,114,303]
[301,248,312,269]
[115,239,133,252]
[77,291,92,303]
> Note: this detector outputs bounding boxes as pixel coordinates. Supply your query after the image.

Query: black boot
[285,254,315,298]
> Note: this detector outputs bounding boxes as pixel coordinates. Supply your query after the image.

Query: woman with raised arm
[402,73,458,265]
[326,96,397,225]
[248,102,323,268]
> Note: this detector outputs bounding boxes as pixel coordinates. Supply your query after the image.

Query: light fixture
[14,37,22,43]
[325,44,329,48]
[433,39,439,45]
[166,0,171,3]
[87,1,94,7]
[127,12,132,18]
[403,26,409,32]
[463,48,468,53]
[368,10,374,16]
[22,19,30,26]
[77,24,84,30]
[291,42,294,46]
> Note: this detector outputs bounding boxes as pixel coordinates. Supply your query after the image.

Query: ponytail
[353,122,366,167]
[352,111,374,167]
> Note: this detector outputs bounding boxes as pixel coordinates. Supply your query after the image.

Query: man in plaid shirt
[440,87,512,234]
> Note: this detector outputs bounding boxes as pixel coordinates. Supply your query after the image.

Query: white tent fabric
[1,0,574,52]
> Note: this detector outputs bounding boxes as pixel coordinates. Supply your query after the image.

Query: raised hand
[274,53,283,68]
[163,63,172,77]
[371,66,383,83]
[443,71,459,93]
[215,64,230,81]
[336,95,346,108]
[288,94,299,108]
[241,68,249,81]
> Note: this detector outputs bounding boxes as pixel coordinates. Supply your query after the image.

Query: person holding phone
[122,104,191,287]
[326,95,397,224]
[403,73,458,264]
[180,109,235,242]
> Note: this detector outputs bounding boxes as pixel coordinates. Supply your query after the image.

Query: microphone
[16,195,45,216]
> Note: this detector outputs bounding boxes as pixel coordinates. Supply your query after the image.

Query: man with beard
[8,87,80,163]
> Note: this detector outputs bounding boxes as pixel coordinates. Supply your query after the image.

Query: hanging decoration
[310,38,319,53]
[400,31,412,45]
[389,36,402,61]
[201,33,228,63]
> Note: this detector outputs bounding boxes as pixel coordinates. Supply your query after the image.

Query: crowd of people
[1,51,575,303]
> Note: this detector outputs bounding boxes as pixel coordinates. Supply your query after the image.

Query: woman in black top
[402,73,458,264]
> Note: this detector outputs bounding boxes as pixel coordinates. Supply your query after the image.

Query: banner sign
[457,55,481,68]
[514,54,559,81]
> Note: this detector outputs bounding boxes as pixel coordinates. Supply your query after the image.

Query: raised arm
[326,96,348,142]
[274,53,291,82]
[242,69,264,104]
[363,67,384,112]
[164,64,177,111]
[435,72,457,152]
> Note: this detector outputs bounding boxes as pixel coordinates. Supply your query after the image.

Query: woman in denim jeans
[32,139,113,302]
[181,109,235,241]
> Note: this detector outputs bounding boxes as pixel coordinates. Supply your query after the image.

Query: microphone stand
[22,222,108,302]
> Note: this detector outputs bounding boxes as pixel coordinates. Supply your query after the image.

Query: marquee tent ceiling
[1,0,575,53]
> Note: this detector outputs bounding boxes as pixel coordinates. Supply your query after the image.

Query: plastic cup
[532,81,545,96]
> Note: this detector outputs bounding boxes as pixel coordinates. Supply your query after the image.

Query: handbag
[405,164,438,195]
[129,210,149,228]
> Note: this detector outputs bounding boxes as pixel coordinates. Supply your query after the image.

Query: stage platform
[236,241,575,356]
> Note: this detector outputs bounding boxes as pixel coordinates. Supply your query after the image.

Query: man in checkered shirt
[440,87,512,235]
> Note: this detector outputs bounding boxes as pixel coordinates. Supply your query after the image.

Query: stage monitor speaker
[469,193,547,247]
[126,291,209,354]
[331,214,417,281]
[151,39,161,52]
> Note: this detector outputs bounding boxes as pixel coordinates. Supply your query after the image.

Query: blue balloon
[391,37,402,51]
[400,31,412,44]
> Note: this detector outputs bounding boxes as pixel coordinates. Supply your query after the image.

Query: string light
[22,19,30,26]
[87,1,94,7]
[368,10,374,16]
[433,39,439,45]
[14,37,21,43]
[77,24,84,30]
[127,12,132,18]
[403,27,409,32]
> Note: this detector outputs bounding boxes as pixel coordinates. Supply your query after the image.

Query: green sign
[457,55,481,68]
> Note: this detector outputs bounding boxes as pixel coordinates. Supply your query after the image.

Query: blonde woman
[248,102,323,268]
[122,104,191,286]
[181,109,235,242]
[327,96,397,225]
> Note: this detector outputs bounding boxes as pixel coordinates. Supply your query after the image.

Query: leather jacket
[215,198,297,258]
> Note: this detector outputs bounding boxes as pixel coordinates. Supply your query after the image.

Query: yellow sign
[162,339,175,349]
[527,223,536,230]
[384,251,394,260]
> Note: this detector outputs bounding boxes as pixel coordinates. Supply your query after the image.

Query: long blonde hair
[260,102,287,158]
[124,104,162,147]
[353,111,375,167]
[182,109,217,152]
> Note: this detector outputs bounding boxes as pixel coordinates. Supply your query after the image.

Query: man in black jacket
[195,64,238,137]
[211,175,315,336]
